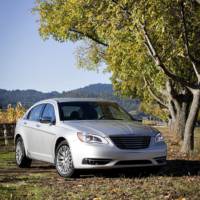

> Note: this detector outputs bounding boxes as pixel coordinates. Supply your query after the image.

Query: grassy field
[0,127,200,200]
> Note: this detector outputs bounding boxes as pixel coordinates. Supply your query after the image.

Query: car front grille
[109,135,151,150]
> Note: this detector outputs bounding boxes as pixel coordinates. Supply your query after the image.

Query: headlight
[155,133,164,143]
[77,132,108,144]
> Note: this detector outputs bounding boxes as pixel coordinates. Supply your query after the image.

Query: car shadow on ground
[76,160,200,179]
[161,160,200,176]
[1,159,200,179]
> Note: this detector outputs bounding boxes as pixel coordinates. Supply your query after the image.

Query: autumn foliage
[0,103,26,124]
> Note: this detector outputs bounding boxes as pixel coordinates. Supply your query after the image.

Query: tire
[15,137,32,168]
[55,141,77,178]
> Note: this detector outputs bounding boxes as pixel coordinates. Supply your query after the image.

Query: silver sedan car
[15,98,167,177]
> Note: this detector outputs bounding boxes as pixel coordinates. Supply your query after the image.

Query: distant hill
[0,84,140,111]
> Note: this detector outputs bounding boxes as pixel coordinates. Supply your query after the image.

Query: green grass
[0,128,200,199]
[0,151,15,168]
[0,178,50,200]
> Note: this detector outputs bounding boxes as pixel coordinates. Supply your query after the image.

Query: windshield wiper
[110,118,123,120]
[98,115,106,120]
[98,115,123,120]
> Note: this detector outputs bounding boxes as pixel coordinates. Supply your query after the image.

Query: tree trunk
[181,90,200,153]
[166,80,186,139]
[174,102,188,140]
[168,99,188,140]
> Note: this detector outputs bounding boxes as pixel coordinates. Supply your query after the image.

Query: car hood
[62,120,158,137]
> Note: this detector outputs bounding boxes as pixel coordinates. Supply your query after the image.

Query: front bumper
[70,140,167,169]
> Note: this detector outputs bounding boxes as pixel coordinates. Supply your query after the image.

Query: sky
[0,0,111,92]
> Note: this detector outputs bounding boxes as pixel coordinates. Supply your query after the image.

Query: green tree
[36,0,200,153]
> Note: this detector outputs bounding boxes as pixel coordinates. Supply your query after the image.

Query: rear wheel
[15,137,32,168]
[55,141,77,178]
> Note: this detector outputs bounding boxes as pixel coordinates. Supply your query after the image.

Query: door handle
[36,124,40,128]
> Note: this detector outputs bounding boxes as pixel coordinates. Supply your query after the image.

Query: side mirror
[40,117,55,125]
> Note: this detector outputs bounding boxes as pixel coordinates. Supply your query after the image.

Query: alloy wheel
[56,144,74,177]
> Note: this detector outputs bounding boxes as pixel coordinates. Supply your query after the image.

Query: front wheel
[15,137,32,168]
[55,141,76,178]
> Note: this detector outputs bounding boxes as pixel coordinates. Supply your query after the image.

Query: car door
[37,103,57,162]
[23,104,45,159]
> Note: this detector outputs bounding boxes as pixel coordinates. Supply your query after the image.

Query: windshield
[58,101,133,121]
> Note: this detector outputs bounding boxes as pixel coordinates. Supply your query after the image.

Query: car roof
[37,98,116,104]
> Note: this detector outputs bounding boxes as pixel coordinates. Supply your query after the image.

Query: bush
[0,103,25,124]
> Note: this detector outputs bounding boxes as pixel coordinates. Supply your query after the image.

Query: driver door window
[41,104,56,123]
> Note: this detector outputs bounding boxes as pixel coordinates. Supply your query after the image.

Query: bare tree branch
[143,76,168,108]
[168,99,177,121]
[180,1,200,80]
[165,80,181,113]
[69,28,108,47]
[195,0,200,4]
